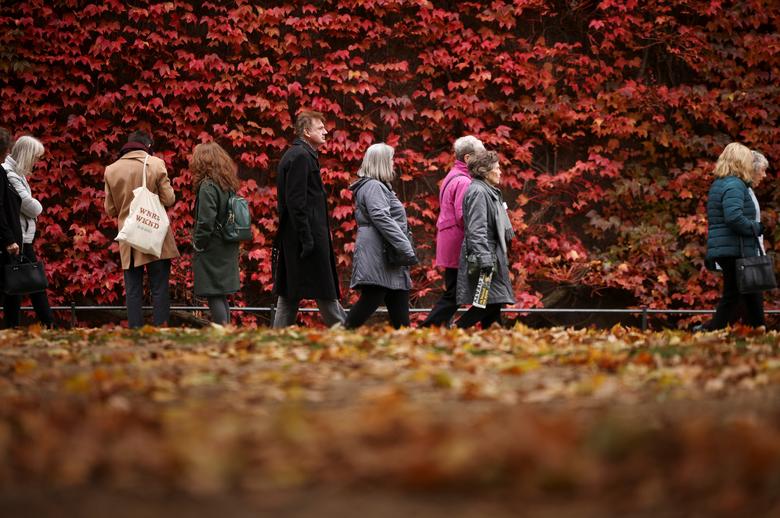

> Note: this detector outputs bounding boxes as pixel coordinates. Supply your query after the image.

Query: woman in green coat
[190,142,241,325]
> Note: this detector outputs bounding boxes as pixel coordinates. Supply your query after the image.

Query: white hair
[752,150,769,172]
[453,135,485,161]
[10,136,44,177]
[357,143,395,183]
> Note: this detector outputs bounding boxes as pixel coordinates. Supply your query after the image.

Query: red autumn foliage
[0,1,778,324]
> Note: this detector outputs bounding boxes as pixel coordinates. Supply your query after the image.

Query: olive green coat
[192,179,240,297]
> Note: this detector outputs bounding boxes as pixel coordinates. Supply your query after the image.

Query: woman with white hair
[2,135,54,327]
[345,143,416,328]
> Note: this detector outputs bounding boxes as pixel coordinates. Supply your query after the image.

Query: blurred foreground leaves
[0,324,779,515]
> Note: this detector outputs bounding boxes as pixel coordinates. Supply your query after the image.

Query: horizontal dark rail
[19,306,780,314]
[11,305,780,332]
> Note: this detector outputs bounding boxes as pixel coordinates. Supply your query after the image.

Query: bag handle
[141,154,150,189]
[740,226,765,258]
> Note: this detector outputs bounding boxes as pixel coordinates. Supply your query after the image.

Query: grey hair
[10,136,45,177]
[357,143,395,183]
[453,135,485,161]
[752,150,769,172]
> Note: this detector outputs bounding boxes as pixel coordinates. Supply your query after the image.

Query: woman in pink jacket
[420,135,485,327]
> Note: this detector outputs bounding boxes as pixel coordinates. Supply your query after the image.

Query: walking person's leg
[743,291,765,328]
[123,257,145,329]
[455,306,488,329]
[207,295,230,325]
[706,258,740,330]
[385,289,410,329]
[23,244,53,327]
[148,259,171,326]
[317,298,347,326]
[3,293,20,328]
[344,285,386,329]
[479,303,503,329]
[273,296,299,328]
[420,268,459,327]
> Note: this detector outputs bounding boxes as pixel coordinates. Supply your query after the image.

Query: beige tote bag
[115,154,170,257]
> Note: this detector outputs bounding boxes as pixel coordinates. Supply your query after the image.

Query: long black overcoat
[274,139,341,301]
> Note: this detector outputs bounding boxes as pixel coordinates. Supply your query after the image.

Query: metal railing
[15,304,780,331]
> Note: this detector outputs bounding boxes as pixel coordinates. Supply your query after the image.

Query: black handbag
[383,229,419,267]
[736,235,777,294]
[3,255,48,295]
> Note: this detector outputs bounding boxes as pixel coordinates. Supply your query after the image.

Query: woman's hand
[5,243,19,255]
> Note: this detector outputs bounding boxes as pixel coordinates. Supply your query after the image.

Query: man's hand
[300,240,314,259]
[5,243,19,255]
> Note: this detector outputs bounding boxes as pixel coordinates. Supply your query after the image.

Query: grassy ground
[1,324,779,517]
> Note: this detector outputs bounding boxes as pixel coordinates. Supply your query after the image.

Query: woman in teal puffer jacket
[699,142,766,330]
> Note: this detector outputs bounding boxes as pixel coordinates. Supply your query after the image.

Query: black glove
[300,240,314,259]
[480,266,493,275]
[757,222,765,236]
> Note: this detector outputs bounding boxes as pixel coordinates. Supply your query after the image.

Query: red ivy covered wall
[0,0,778,324]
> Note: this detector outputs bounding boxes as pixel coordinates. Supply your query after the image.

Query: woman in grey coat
[455,150,515,328]
[190,142,241,325]
[345,143,416,328]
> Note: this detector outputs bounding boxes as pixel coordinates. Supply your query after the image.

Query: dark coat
[705,176,762,268]
[456,179,516,306]
[274,138,340,300]
[192,179,240,297]
[349,178,414,290]
[0,165,22,251]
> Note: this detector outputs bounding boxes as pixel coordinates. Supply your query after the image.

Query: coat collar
[294,137,319,160]
[119,150,149,161]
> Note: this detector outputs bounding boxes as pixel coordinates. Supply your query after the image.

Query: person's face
[304,119,327,148]
[485,162,501,186]
[752,166,767,187]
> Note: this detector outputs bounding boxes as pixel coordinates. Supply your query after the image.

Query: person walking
[0,129,24,328]
[104,130,179,328]
[190,142,241,325]
[345,143,416,329]
[697,143,768,331]
[420,135,485,327]
[2,135,54,328]
[455,150,515,329]
[273,110,346,327]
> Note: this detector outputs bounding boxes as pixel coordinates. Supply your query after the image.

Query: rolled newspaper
[472,269,493,309]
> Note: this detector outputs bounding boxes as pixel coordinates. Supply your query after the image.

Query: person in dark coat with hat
[0,128,23,328]
[272,110,346,327]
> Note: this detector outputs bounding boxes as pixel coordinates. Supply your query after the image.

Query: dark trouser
[3,243,54,328]
[123,258,171,329]
[420,267,459,327]
[456,303,503,329]
[345,285,410,329]
[705,257,765,330]
[207,296,230,325]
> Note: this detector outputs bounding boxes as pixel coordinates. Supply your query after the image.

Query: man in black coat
[273,110,346,327]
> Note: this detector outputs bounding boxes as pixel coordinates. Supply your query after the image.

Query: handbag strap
[740,229,766,258]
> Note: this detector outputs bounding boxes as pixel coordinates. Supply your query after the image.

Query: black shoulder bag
[736,233,777,294]
[3,254,48,295]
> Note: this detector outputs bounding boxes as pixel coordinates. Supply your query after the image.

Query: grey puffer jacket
[349,177,414,291]
[456,179,516,306]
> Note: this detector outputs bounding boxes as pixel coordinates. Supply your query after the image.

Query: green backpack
[219,192,252,242]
